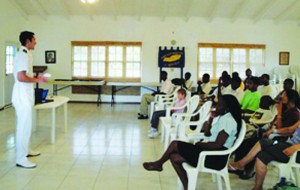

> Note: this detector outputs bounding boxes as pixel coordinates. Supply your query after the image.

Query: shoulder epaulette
[23,49,27,53]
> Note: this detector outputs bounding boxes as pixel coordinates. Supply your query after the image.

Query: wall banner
[158,46,185,68]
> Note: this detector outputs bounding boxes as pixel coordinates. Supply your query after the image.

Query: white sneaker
[148,128,156,134]
[16,159,37,169]
[27,150,41,157]
[148,130,159,139]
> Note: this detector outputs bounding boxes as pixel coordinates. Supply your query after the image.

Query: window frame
[5,42,18,75]
[71,41,142,82]
[198,43,266,83]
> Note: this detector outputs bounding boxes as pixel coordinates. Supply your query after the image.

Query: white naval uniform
[12,46,34,164]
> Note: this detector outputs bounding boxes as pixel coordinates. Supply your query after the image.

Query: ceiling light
[81,0,98,4]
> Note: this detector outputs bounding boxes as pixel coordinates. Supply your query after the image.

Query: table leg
[64,103,68,132]
[51,108,56,144]
[111,86,115,106]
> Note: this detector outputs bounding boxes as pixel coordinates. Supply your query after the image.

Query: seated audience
[183,72,193,91]
[143,95,242,190]
[240,76,261,114]
[244,68,253,91]
[138,71,174,119]
[209,74,231,103]
[231,90,300,179]
[274,78,294,102]
[195,73,212,98]
[275,89,300,129]
[232,72,245,90]
[231,96,276,179]
[258,74,276,98]
[229,119,300,190]
[148,88,187,138]
[223,76,244,103]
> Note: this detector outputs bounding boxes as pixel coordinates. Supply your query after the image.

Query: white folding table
[33,96,70,144]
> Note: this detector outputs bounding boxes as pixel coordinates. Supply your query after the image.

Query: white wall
[0,1,26,108]
[1,5,300,103]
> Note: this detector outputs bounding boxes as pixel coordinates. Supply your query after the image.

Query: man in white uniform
[12,31,47,168]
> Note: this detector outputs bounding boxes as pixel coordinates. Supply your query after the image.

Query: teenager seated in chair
[138,71,174,119]
[223,76,245,103]
[244,68,253,91]
[258,74,276,98]
[230,96,276,180]
[240,76,262,115]
[183,72,193,91]
[229,119,300,190]
[148,88,187,139]
[207,74,231,104]
[143,95,242,190]
[232,72,245,91]
[274,78,294,103]
[193,73,211,98]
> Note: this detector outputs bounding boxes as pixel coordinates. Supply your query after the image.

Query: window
[5,44,17,75]
[198,43,265,81]
[72,41,142,82]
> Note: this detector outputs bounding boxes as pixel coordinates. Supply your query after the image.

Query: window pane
[199,63,213,78]
[91,62,105,77]
[216,48,230,62]
[5,45,17,74]
[73,61,87,77]
[249,49,264,64]
[199,48,213,62]
[126,46,141,61]
[91,46,105,61]
[126,62,140,78]
[109,62,123,77]
[232,48,246,63]
[74,46,88,61]
[109,46,123,61]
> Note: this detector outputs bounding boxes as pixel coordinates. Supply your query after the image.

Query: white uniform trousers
[14,101,33,163]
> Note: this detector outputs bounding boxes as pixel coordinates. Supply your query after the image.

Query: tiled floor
[0,103,279,190]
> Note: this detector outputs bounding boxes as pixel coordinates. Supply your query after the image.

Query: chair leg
[187,170,198,190]
[293,167,300,186]
[164,126,170,151]
[161,125,165,143]
[216,174,223,190]
[222,173,231,190]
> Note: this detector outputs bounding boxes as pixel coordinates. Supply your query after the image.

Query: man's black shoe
[138,115,149,119]
[239,170,255,180]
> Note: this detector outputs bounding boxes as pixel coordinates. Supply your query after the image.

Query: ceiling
[9,0,300,24]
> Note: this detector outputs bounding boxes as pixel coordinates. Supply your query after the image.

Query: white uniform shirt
[202,82,212,95]
[223,85,245,103]
[12,46,34,106]
[185,79,193,91]
[258,85,276,98]
[207,112,238,149]
[160,79,174,94]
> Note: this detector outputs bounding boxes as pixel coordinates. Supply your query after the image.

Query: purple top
[172,99,186,113]
[287,127,300,145]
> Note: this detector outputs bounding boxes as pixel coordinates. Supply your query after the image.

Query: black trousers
[151,110,166,129]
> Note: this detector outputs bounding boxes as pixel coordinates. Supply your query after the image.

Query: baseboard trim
[69,101,139,105]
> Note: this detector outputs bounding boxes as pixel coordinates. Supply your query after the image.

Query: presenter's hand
[37,76,48,83]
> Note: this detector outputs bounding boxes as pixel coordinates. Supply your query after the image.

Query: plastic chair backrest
[194,101,213,133]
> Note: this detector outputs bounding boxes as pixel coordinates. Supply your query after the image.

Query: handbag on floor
[269,180,300,190]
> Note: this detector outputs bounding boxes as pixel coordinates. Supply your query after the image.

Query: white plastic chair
[149,86,180,119]
[170,101,213,143]
[178,120,246,190]
[270,150,300,186]
[160,95,200,150]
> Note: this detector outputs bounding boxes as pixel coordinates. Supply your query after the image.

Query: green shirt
[240,90,261,111]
